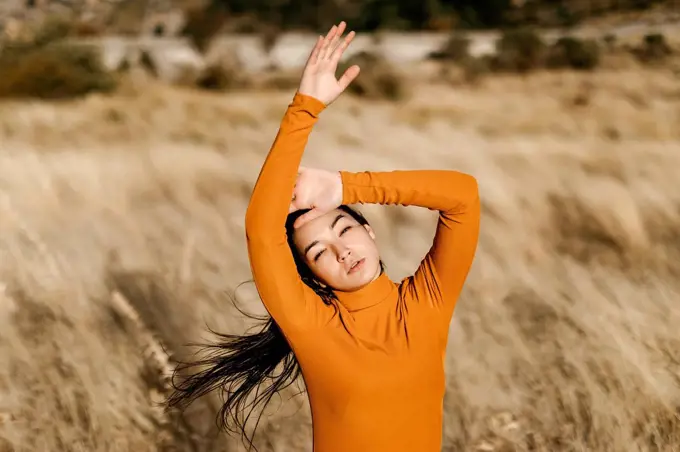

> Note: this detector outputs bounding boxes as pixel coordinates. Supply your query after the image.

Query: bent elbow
[467,176,480,213]
[453,172,479,205]
[466,174,479,200]
[441,172,479,218]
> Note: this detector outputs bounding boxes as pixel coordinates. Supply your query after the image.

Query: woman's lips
[348,258,365,274]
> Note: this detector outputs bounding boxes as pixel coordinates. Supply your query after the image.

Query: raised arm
[340,170,480,332]
[244,22,361,333]
[244,93,327,331]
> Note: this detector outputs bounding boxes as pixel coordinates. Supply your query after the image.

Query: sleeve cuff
[339,170,358,205]
[292,91,327,117]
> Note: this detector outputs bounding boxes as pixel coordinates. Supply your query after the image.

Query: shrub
[602,33,617,49]
[195,62,256,91]
[30,15,73,46]
[181,3,229,53]
[492,28,547,73]
[71,20,105,38]
[461,56,492,84]
[260,24,281,54]
[633,33,673,63]
[106,0,149,35]
[0,43,117,99]
[0,15,117,100]
[195,46,251,91]
[337,51,407,101]
[546,36,601,70]
[257,70,301,91]
[195,64,234,91]
[428,32,471,61]
[555,4,582,28]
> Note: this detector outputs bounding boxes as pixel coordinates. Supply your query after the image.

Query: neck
[333,268,395,312]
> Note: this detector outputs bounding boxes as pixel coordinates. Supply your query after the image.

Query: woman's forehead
[305,209,350,230]
[294,209,352,240]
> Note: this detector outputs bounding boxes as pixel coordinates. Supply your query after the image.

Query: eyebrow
[303,214,346,256]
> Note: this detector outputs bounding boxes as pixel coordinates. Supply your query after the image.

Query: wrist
[295,90,327,109]
[335,171,345,206]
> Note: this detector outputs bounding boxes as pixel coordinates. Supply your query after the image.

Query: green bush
[337,51,406,101]
[492,28,547,73]
[547,36,601,70]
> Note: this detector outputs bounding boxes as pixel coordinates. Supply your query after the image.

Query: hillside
[1,0,679,39]
[0,34,679,451]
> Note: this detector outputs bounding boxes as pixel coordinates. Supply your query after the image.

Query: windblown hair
[166,204,384,451]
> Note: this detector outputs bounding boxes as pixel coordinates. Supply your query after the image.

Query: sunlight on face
[292,209,381,292]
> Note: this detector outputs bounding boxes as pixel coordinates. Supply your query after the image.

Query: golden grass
[0,59,679,451]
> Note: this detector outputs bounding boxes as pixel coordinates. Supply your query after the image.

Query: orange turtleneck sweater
[245,92,480,452]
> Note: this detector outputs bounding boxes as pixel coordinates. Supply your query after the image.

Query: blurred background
[0,0,679,451]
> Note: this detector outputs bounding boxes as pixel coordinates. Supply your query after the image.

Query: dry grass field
[0,45,679,451]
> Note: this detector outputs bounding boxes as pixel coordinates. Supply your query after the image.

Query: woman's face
[292,208,381,291]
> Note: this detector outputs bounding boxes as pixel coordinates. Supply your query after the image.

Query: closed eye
[312,225,353,262]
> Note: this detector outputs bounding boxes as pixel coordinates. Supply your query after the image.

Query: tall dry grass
[0,57,679,451]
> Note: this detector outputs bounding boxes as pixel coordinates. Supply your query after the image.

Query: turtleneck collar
[333,270,396,312]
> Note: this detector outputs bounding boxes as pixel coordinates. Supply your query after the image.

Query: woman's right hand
[289,166,343,228]
[297,21,360,106]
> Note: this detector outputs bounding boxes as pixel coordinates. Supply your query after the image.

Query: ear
[363,224,376,240]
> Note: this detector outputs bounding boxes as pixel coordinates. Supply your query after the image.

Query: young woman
[169,21,480,452]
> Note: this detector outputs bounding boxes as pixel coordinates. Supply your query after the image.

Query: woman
[169,21,480,452]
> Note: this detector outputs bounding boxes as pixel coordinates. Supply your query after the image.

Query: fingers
[306,36,323,66]
[335,21,347,37]
[337,64,361,91]
[318,24,339,61]
[319,21,349,61]
[325,22,346,58]
[330,30,356,64]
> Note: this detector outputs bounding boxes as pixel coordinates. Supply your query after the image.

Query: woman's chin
[349,260,380,287]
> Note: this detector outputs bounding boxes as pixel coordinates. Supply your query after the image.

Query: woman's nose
[337,247,351,262]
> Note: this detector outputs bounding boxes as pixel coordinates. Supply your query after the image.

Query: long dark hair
[166,204,384,451]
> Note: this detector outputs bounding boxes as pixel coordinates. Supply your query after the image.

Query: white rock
[140,42,207,85]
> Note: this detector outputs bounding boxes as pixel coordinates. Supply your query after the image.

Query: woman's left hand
[289,166,343,228]
[297,21,360,106]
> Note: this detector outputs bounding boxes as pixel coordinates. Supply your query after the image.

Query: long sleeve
[244,92,331,334]
[340,169,480,333]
